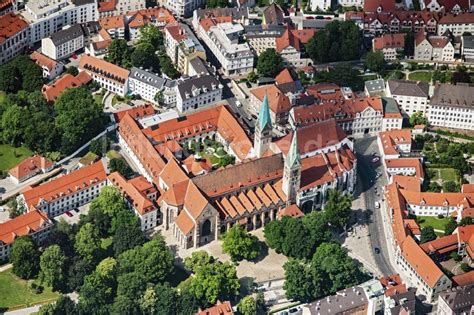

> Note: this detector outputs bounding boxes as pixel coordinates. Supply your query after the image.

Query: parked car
[374,247,380,254]
[372,157,380,163]
[375,201,380,209]
[0,207,4,212]
[65,211,73,217]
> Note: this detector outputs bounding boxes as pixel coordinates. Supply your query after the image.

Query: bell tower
[282,131,301,204]
[254,93,273,158]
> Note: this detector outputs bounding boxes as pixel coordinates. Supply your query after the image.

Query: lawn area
[417,216,450,232]
[0,269,58,311]
[428,167,459,182]
[93,93,104,106]
[360,74,378,81]
[106,150,121,159]
[0,91,6,103]
[0,144,33,172]
[408,71,432,82]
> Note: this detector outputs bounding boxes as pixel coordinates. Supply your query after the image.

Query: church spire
[258,93,272,131]
[287,131,301,167]
[282,129,301,204]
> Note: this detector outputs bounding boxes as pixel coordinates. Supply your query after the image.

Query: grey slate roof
[263,3,284,25]
[430,83,474,108]
[189,57,210,76]
[303,286,368,315]
[50,24,84,46]
[365,79,385,93]
[177,75,221,99]
[388,80,430,98]
[195,7,249,19]
[438,285,474,313]
[388,290,416,315]
[130,67,166,89]
[462,35,474,49]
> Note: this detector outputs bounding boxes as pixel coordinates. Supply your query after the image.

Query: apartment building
[18,161,107,217]
[165,0,204,17]
[0,210,53,261]
[198,21,254,77]
[427,84,474,131]
[378,129,412,159]
[276,28,314,68]
[249,84,291,126]
[414,32,454,62]
[41,23,84,60]
[128,67,170,105]
[125,7,176,41]
[79,54,129,96]
[30,51,64,80]
[386,80,430,116]
[310,0,332,11]
[372,33,405,61]
[175,75,223,113]
[438,13,474,36]
[108,172,160,231]
[461,35,474,62]
[421,0,470,13]
[99,0,145,17]
[99,15,125,39]
[20,0,98,44]
[385,158,424,182]
[244,24,286,56]
[0,13,30,65]
[0,0,17,17]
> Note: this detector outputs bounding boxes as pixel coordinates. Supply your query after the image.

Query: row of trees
[264,190,353,260]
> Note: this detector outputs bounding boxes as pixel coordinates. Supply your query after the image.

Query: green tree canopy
[75,223,101,259]
[109,158,135,179]
[112,272,147,314]
[420,226,437,243]
[257,48,283,77]
[131,42,160,71]
[138,24,163,49]
[9,236,40,279]
[323,189,353,230]
[409,111,428,127]
[222,225,260,261]
[112,210,146,256]
[184,251,215,273]
[365,51,385,73]
[106,39,132,68]
[237,295,257,315]
[40,245,66,291]
[38,295,76,315]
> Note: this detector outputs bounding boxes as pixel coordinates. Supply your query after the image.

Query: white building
[128,67,177,106]
[79,54,130,96]
[165,0,204,17]
[386,80,430,116]
[310,0,332,11]
[378,129,412,160]
[18,161,107,218]
[99,15,125,39]
[244,24,286,56]
[373,33,405,61]
[414,33,454,62]
[461,35,474,62]
[30,51,64,80]
[175,75,223,113]
[0,13,30,65]
[427,84,474,131]
[198,22,254,77]
[41,24,84,60]
[337,0,363,8]
[438,13,474,37]
[20,0,98,44]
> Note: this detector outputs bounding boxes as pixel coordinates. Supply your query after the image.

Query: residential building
[30,51,63,80]
[262,3,284,26]
[378,129,412,159]
[438,13,474,36]
[461,35,474,62]
[196,301,234,315]
[437,285,474,315]
[310,0,332,11]
[249,84,291,126]
[365,79,386,97]
[275,28,314,68]
[9,155,53,184]
[385,158,424,182]
[337,0,363,8]
[86,27,112,56]
[128,67,166,104]
[125,8,176,41]
[41,24,84,60]
[20,0,98,44]
[104,0,145,17]
[196,20,254,77]
[175,75,223,113]
[427,84,474,130]
[373,33,405,61]
[79,54,129,96]
[164,23,206,76]
[108,172,160,231]
[421,0,470,13]
[42,71,92,102]
[414,32,454,62]
[164,0,204,17]
[244,24,286,56]
[18,161,107,217]
[0,210,53,261]
[99,15,125,39]
[0,13,30,65]
[386,80,430,116]
[364,0,396,12]
[0,0,17,17]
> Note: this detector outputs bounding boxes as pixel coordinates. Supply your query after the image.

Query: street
[354,136,396,277]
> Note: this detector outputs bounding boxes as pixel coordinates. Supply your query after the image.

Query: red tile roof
[373,33,405,50]
[79,54,129,84]
[276,28,300,52]
[9,155,53,182]
[364,0,396,12]
[159,157,189,189]
[420,234,458,254]
[22,161,106,208]
[275,68,294,85]
[0,13,28,45]
[165,23,187,42]
[379,274,408,297]
[114,104,155,122]
[385,158,424,179]
[98,0,116,12]
[196,301,233,315]
[127,8,176,29]
[30,52,58,72]
[42,72,92,102]
[0,210,52,246]
[250,84,291,114]
[290,29,315,44]
[379,129,412,156]
[199,16,232,32]
[277,204,304,219]
[452,270,474,287]
[99,15,125,29]
[439,12,474,24]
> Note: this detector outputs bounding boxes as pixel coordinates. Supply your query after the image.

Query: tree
[1,105,27,146]
[189,261,240,306]
[66,66,79,76]
[67,256,95,291]
[409,111,428,127]
[39,245,66,290]
[0,64,21,93]
[420,226,437,243]
[323,189,353,230]
[131,42,160,70]
[184,251,214,273]
[9,236,40,279]
[54,88,104,154]
[158,53,180,79]
[112,210,146,256]
[404,32,415,57]
[75,223,101,259]
[247,71,257,83]
[153,283,178,315]
[89,186,128,222]
[140,287,158,315]
[106,39,132,68]
[459,217,473,226]
[302,211,331,251]
[7,198,25,219]
[118,236,174,283]
[451,71,471,84]
[109,158,135,179]
[112,272,147,315]
[222,225,260,261]
[12,55,44,92]
[314,64,364,91]
[78,271,115,315]
[365,51,385,72]
[432,69,447,83]
[443,180,459,192]
[138,24,163,49]
[444,217,458,236]
[38,295,76,315]
[257,48,283,77]
[283,259,322,302]
[427,182,442,192]
[96,257,118,280]
[177,288,200,315]
[89,137,109,157]
[238,295,257,315]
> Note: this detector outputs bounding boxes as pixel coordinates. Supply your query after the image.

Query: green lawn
[106,150,121,160]
[0,269,58,311]
[428,167,459,182]
[93,93,104,106]
[417,216,450,231]
[0,144,33,172]
[408,71,432,83]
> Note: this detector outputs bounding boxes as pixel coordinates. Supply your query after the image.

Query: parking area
[55,203,90,225]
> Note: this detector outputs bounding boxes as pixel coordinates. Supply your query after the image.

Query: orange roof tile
[385,158,424,178]
[22,161,106,208]
[99,15,124,30]
[114,104,155,122]
[399,190,474,208]
[290,29,315,44]
[160,180,188,206]
[0,210,52,246]
[391,175,421,192]
[98,0,116,12]
[0,13,28,45]
[275,68,294,85]
[196,301,233,315]
[9,155,53,182]
[42,72,92,102]
[126,8,176,29]
[276,28,300,53]
[250,84,291,114]
[379,274,407,297]
[373,33,405,50]
[420,234,458,254]
[184,181,209,219]
[175,210,194,235]
[30,52,58,72]
[165,23,187,42]
[199,16,232,32]
[379,129,412,156]
[159,158,190,189]
[277,204,304,219]
[79,54,129,83]
[452,270,474,287]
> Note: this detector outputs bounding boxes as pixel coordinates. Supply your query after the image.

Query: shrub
[460,263,472,273]
[437,214,445,219]
[450,252,461,262]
